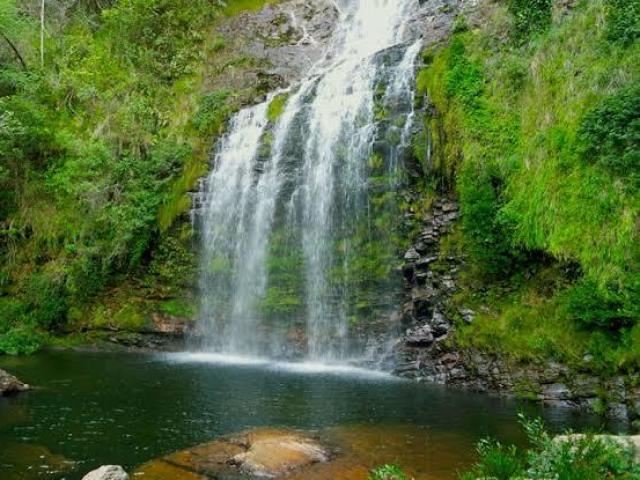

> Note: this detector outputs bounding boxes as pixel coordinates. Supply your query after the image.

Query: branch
[0,32,27,70]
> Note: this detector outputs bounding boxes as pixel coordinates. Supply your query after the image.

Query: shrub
[605,0,640,46]
[565,279,636,330]
[24,274,69,331]
[507,0,553,42]
[460,416,640,479]
[368,464,409,480]
[0,326,45,355]
[578,81,640,186]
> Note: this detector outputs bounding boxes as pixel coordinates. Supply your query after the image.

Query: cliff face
[391,0,640,424]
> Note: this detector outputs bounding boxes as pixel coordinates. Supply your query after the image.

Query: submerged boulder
[0,369,29,396]
[134,428,329,479]
[82,465,129,480]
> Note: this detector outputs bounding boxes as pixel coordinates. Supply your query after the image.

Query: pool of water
[0,351,605,479]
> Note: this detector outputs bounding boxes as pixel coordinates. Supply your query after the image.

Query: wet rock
[135,428,328,479]
[540,383,571,401]
[0,369,29,396]
[82,465,129,480]
[404,248,420,262]
[405,325,434,346]
[150,312,191,335]
[231,430,328,477]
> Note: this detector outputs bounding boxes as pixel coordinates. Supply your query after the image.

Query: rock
[540,383,571,401]
[135,428,328,479]
[0,369,29,396]
[404,248,420,261]
[82,465,129,480]
[231,430,328,477]
[405,325,434,346]
[459,308,475,324]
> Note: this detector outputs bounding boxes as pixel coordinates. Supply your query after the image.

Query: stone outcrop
[392,197,640,425]
[134,428,329,479]
[82,465,129,480]
[0,369,29,396]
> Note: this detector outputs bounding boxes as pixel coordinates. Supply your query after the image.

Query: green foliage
[507,0,552,42]
[0,326,45,355]
[23,273,68,331]
[267,92,289,123]
[420,0,640,370]
[193,91,232,135]
[577,81,640,185]
[461,416,640,479]
[605,0,640,46]
[565,279,637,330]
[368,464,409,480]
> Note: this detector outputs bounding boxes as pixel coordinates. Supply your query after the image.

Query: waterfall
[195,0,423,363]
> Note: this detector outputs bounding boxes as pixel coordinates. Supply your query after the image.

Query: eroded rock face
[0,369,28,396]
[82,465,129,480]
[215,0,339,87]
[134,428,329,479]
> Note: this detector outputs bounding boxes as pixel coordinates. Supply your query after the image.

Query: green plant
[577,81,640,185]
[605,0,640,46]
[460,416,640,479]
[369,464,409,480]
[507,0,552,42]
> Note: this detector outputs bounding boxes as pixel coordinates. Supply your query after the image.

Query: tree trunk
[40,0,45,67]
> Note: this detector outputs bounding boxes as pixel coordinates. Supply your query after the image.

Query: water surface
[0,351,604,479]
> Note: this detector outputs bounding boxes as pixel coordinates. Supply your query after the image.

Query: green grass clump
[222,0,280,16]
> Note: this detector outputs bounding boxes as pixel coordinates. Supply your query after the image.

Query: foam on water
[162,352,398,380]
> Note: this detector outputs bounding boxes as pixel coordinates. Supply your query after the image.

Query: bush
[565,279,636,330]
[605,0,640,46]
[0,326,45,355]
[507,0,553,42]
[368,464,409,480]
[460,416,640,479]
[578,81,640,185]
[24,274,69,331]
[459,163,519,277]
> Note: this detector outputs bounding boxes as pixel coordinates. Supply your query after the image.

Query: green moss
[267,92,290,123]
[160,299,195,318]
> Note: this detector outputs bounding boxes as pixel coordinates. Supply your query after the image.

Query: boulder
[405,325,434,346]
[134,428,329,479]
[0,369,29,396]
[82,465,129,480]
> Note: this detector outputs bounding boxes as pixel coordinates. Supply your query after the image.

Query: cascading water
[194,0,423,363]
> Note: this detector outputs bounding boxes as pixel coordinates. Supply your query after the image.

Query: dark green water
[0,351,605,479]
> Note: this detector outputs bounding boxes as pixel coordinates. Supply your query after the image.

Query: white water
[195,0,423,363]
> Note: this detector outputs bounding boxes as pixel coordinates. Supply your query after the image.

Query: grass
[222,0,281,16]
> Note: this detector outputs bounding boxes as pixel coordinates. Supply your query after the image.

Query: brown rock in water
[0,369,29,396]
[134,428,329,479]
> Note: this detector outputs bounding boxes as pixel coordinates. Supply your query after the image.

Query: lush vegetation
[372,417,640,479]
[460,416,640,479]
[0,0,277,354]
[417,0,640,374]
